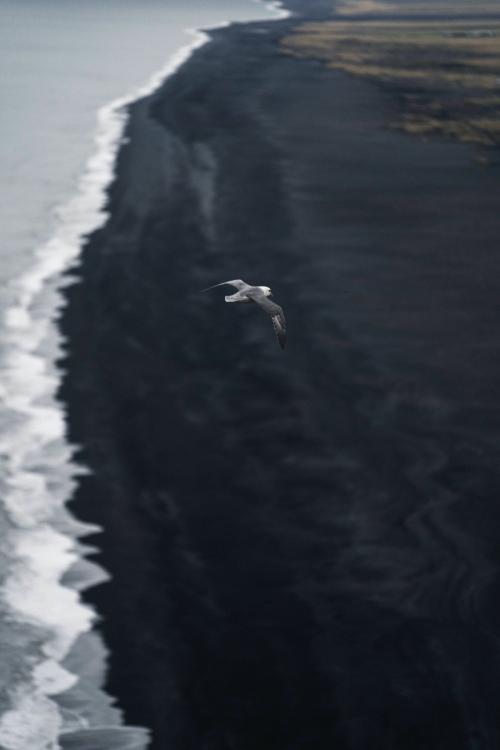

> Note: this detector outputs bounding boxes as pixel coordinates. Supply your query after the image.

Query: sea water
[0,1,287,748]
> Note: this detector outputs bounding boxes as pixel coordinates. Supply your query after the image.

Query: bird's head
[263,286,272,297]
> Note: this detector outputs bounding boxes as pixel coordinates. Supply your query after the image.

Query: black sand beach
[60,1,500,747]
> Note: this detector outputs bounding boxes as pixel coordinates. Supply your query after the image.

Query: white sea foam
[4,527,94,658]
[255,0,291,19]
[0,3,288,748]
[0,691,62,750]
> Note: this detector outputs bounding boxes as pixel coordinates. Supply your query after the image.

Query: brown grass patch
[281,18,500,149]
[337,0,500,17]
[337,0,394,15]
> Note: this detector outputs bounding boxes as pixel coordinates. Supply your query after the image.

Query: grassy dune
[282,13,500,150]
[337,0,500,17]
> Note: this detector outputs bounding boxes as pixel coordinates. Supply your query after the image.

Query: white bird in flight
[203,279,287,349]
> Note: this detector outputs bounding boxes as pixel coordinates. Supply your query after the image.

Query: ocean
[0,1,286,748]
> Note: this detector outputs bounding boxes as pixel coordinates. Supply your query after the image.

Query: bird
[202,279,287,349]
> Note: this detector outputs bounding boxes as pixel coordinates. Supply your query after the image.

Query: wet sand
[60,2,500,748]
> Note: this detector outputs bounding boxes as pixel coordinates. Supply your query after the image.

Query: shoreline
[53,6,292,749]
[60,1,500,749]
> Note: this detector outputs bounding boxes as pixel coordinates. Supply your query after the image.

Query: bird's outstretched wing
[247,289,287,350]
[201,279,248,292]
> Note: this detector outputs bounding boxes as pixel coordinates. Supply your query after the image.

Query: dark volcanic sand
[60,2,500,748]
